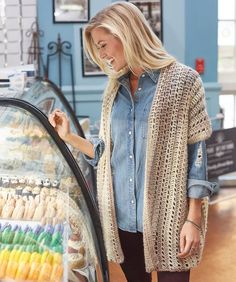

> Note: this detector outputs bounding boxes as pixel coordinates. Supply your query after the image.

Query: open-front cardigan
[96,62,212,272]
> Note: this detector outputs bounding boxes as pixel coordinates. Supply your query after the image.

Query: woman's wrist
[63,132,73,143]
[187,213,201,225]
[185,219,201,231]
[188,198,202,225]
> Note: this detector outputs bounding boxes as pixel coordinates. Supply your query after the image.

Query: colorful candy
[50,263,63,281]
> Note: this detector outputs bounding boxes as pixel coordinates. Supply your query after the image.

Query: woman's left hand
[177,221,200,259]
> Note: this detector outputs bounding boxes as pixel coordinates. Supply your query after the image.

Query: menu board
[206,128,236,179]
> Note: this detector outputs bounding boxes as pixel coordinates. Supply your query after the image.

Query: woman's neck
[130,74,139,81]
[130,68,144,80]
[129,68,144,96]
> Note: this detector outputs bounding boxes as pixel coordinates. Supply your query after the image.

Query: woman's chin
[114,64,128,72]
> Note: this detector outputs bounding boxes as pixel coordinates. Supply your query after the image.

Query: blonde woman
[49,2,216,282]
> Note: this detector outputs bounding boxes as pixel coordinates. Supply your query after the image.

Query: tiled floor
[108,188,236,282]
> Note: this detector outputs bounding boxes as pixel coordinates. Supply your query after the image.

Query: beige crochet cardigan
[96,62,212,272]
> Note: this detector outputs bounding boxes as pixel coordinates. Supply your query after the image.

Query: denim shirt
[84,70,216,232]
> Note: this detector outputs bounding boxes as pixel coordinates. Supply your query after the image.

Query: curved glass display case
[0,98,108,282]
[1,79,96,199]
[23,79,96,199]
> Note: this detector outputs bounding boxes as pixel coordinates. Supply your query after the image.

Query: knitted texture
[96,62,212,272]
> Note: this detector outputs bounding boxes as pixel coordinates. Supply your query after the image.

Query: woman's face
[91,27,127,72]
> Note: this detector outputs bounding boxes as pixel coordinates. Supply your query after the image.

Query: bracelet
[185,219,201,231]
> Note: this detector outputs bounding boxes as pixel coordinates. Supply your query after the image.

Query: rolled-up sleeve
[187,141,217,198]
[83,137,105,167]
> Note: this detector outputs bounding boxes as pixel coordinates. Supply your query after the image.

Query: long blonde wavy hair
[84,1,176,79]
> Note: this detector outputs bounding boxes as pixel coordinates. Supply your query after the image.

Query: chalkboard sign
[206,128,236,180]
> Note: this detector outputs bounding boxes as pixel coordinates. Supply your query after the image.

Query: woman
[49,2,216,282]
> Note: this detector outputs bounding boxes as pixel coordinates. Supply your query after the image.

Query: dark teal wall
[163,0,186,63]
[185,0,220,128]
[37,0,74,85]
[37,0,108,87]
[185,0,218,82]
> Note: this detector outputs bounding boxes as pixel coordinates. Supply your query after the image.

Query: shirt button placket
[129,104,136,231]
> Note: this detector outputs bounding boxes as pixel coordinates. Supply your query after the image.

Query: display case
[1,79,97,200]
[0,98,109,281]
[24,79,97,199]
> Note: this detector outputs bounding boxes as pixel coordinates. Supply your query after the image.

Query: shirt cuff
[82,137,105,167]
[187,178,218,198]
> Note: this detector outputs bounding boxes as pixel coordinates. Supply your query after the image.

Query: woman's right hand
[48,109,71,142]
[49,109,95,159]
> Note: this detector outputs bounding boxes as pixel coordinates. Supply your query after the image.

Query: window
[218,0,236,73]
[219,94,236,128]
[218,0,236,128]
[0,0,36,68]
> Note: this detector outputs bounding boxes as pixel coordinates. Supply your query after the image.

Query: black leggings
[118,229,190,282]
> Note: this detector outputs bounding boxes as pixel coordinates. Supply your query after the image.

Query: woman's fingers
[177,234,200,258]
[177,237,192,258]
[48,109,71,142]
[179,234,185,254]
[48,110,68,128]
[189,244,198,255]
[177,221,201,259]
[178,238,200,258]
[51,108,63,115]
[48,113,56,127]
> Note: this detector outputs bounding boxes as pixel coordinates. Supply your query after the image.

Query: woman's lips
[106,58,114,69]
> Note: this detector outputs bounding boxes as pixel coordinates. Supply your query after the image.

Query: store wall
[37,0,220,126]
[186,0,217,82]
[162,0,185,63]
[185,0,221,128]
[37,0,108,123]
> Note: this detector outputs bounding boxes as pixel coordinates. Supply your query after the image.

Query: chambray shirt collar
[147,70,159,83]
[118,69,159,85]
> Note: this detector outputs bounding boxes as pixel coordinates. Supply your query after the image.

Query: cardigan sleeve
[188,75,212,144]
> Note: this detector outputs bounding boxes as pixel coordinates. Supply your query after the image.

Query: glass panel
[218,45,236,72]
[218,20,235,46]
[218,0,235,20]
[219,94,235,128]
[23,80,96,197]
[0,104,104,281]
